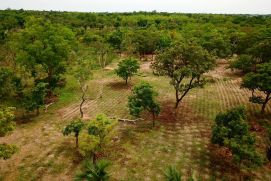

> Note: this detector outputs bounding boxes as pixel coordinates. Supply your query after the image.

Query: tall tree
[153,41,214,108]
[128,82,160,127]
[14,17,75,94]
[242,62,271,114]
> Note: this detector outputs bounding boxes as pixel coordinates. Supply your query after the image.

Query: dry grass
[0,62,270,181]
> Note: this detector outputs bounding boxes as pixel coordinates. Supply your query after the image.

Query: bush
[211,106,262,167]
[0,144,18,160]
[164,166,181,181]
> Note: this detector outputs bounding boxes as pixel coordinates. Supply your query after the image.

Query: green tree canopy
[229,54,255,73]
[128,82,160,127]
[87,114,117,150]
[115,58,140,84]
[242,62,271,114]
[63,119,85,148]
[153,41,215,108]
[211,107,262,167]
[23,82,47,115]
[13,17,75,92]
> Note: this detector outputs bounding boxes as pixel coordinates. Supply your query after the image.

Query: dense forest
[0,9,271,181]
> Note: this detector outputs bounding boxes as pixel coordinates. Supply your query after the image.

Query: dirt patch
[157,101,178,123]
[140,61,152,72]
[105,81,133,91]
[206,62,239,80]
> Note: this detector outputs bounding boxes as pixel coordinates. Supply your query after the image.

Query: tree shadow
[106,81,132,91]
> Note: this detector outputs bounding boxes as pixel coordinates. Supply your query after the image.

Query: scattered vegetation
[0,9,270,181]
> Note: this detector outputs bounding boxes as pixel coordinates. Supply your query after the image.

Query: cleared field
[0,62,270,181]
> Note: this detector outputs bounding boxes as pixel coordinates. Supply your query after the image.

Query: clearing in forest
[0,61,270,181]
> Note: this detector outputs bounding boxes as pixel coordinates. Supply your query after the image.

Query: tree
[75,59,92,118]
[153,41,214,108]
[267,128,271,161]
[107,30,123,52]
[93,40,114,68]
[115,58,140,84]
[87,114,117,163]
[63,119,85,148]
[229,54,255,73]
[241,62,271,114]
[211,107,262,168]
[75,159,110,181]
[0,107,17,159]
[14,17,75,93]
[128,82,160,127]
[131,30,160,58]
[199,27,232,58]
[164,166,181,181]
[23,82,47,115]
[0,68,14,99]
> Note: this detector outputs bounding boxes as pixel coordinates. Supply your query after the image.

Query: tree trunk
[174,77,195,109]
[175,88,180,109]
[152,112,155,127]
[80,92,86,118]
[47,68,53,97]
[92,152,97,164]
[36,107,40,116]
[75,134,79,148]
[125,78,128,85]
[261,93,270,114]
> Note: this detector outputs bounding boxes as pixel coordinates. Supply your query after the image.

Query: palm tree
[75,159,110,181]
[164,166,181,181]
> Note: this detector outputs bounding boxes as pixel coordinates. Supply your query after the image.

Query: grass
[0,62,270,181]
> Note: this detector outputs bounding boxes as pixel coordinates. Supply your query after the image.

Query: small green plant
[164,166,181,181]
[75,159,110,181]
[0,107,15,137]
[0,107,17,160]
[0,144,18,160]
[78,114,117,163]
